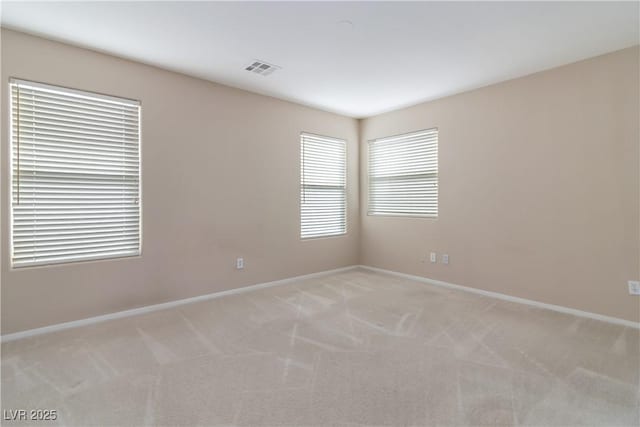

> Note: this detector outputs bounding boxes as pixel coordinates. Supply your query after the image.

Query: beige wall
[360,46,640,323]
[0,29,360,334]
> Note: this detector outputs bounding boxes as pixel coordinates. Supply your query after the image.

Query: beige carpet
[2,268,638,426]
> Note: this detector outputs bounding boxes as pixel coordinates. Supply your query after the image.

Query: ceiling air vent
[245,60,281,76]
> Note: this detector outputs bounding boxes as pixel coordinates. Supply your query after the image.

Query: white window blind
[10,79,141,267]
[300,133,346,239]
[368,128,438,217]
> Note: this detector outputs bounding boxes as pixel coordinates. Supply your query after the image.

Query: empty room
[1,1,639,426]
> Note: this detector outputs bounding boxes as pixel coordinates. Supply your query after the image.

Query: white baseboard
[1,265,359,343]
[4,263,637,342]
[358,265,640,329]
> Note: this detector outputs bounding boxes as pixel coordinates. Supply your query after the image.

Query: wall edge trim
[1,265,359,342]
[358,265,640,329]
[4,263,637,342]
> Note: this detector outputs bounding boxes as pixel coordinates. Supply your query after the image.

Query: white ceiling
[1,1,638,118]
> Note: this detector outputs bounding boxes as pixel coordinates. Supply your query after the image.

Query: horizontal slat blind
[11,79,141,267]
[368,128,438,217]
[300,133,346,239]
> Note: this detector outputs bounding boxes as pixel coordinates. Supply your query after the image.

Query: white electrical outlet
[441,254,449,265]
[430,252,437,263]
[236,257,244,270]
[628,281,640,295]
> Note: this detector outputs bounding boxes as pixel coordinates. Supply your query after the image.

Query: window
[368,128,438,217]
[10,79,141,267]
[300,133,346,238]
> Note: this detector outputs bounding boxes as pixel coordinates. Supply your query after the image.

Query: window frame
[367,128,438,218]
[300,132,347,240]
[8,78,142,268]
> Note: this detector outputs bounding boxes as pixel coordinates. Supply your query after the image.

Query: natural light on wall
[10,79,141,267]
[300,133,346,239]
[368,128,438,217]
